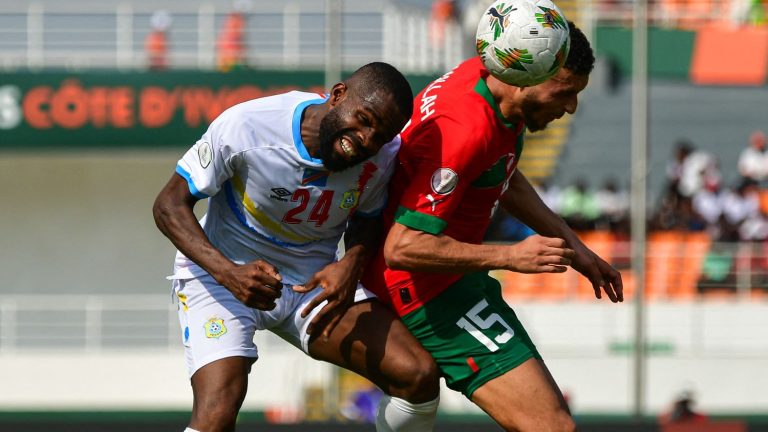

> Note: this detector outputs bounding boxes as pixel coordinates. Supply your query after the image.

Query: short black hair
[565,21,595,76]
[346,62,414,120]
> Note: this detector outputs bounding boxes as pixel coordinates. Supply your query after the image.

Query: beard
[318,109,354,172]
[520,96,548,133]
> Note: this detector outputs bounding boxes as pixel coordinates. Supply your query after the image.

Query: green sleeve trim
[394,206,447,235]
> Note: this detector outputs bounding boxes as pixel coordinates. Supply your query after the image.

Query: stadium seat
[497,269,572,301]
[646,231,686,299]
[759,189,768,215]
[496,270,539,301]
[673,231,711,299]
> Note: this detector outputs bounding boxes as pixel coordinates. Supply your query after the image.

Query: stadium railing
[3,0,760,74]
[0,1,464,74]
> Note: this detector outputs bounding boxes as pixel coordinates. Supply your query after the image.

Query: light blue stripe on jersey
[176,165,208,199]
[223,180,315,248]
[292,97,327,164]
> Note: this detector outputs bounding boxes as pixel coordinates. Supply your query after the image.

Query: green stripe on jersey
[471,155,508,188]
[394,206,447,235]
[515,132,525,160]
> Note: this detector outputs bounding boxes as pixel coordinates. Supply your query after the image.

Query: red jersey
[362,57,526,316]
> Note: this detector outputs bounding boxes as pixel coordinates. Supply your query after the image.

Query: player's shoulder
[427,71,497,129]
[417,96,495,140]
[208,91,324,149]
[372,134,401,164]
[216,91,321,123]
[383,134,402,152]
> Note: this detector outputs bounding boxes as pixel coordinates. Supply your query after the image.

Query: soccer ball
[475,0,570,87]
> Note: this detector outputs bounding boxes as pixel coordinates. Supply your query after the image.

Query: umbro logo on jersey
[270,187,292,202]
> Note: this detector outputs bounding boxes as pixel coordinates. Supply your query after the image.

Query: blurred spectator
[217,1,251,72]
[722,179,762,240]
[652,183,706,232]
[460,0,488,58]
[595,177,630,232]
[560,177,600,231]
[653,148,722,232]
[739,214,768,242]
[737,130,768,184]
[145,10,172,71]
[659,390,709,425]
[731,0,767,25]
[536,180,562,214]
[655,140,708,231]
[665,139,694,197]
[692,177,725,237]
[678,150,721,198]
[653,183,685,230]
[429,0,459,49]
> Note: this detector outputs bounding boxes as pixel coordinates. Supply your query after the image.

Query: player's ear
[328,82,348,106]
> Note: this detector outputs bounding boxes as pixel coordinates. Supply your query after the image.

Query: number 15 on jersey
[456,299,515,352]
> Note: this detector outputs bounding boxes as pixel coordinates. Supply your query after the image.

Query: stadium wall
[0,302,765,415]
[0,70,438,148]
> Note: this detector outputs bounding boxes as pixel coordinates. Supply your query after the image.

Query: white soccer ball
[475,0,570,87]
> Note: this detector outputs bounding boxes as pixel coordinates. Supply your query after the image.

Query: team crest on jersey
[430,168,458,195]
[340,190,360,209]
[204,317,227,339]
[198,141,212,169]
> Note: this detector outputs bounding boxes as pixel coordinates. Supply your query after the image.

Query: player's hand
[506,235,576,273]
[570,243,624,303]
[292,260,357,341]
[220,259,283,310]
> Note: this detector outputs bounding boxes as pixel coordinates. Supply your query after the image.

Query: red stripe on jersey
[301,171,328,185]
[467,356,480,373]
[357,162,378,192]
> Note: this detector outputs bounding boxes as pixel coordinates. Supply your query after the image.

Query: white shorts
[172,273,376,378]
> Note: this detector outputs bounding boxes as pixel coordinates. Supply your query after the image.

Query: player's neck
[485,75,524,124]
[301,103,326,157]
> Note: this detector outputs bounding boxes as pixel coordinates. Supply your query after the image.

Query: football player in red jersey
[362,22,623,432]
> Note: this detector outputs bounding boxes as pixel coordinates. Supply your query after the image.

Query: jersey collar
[473,78,515,130]
[292,96,328,164]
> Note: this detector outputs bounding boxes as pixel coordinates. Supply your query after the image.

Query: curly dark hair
[564,21,595,76]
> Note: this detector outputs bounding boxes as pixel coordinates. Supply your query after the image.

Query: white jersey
[172,91,400,286]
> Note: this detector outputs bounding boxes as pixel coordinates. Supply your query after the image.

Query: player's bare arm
[499,169,624,302]
[294,215,383,339]
[384,222,574,274]
[153,173,283,310]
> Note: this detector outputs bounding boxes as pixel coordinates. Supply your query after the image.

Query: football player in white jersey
[153,62,440,432]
